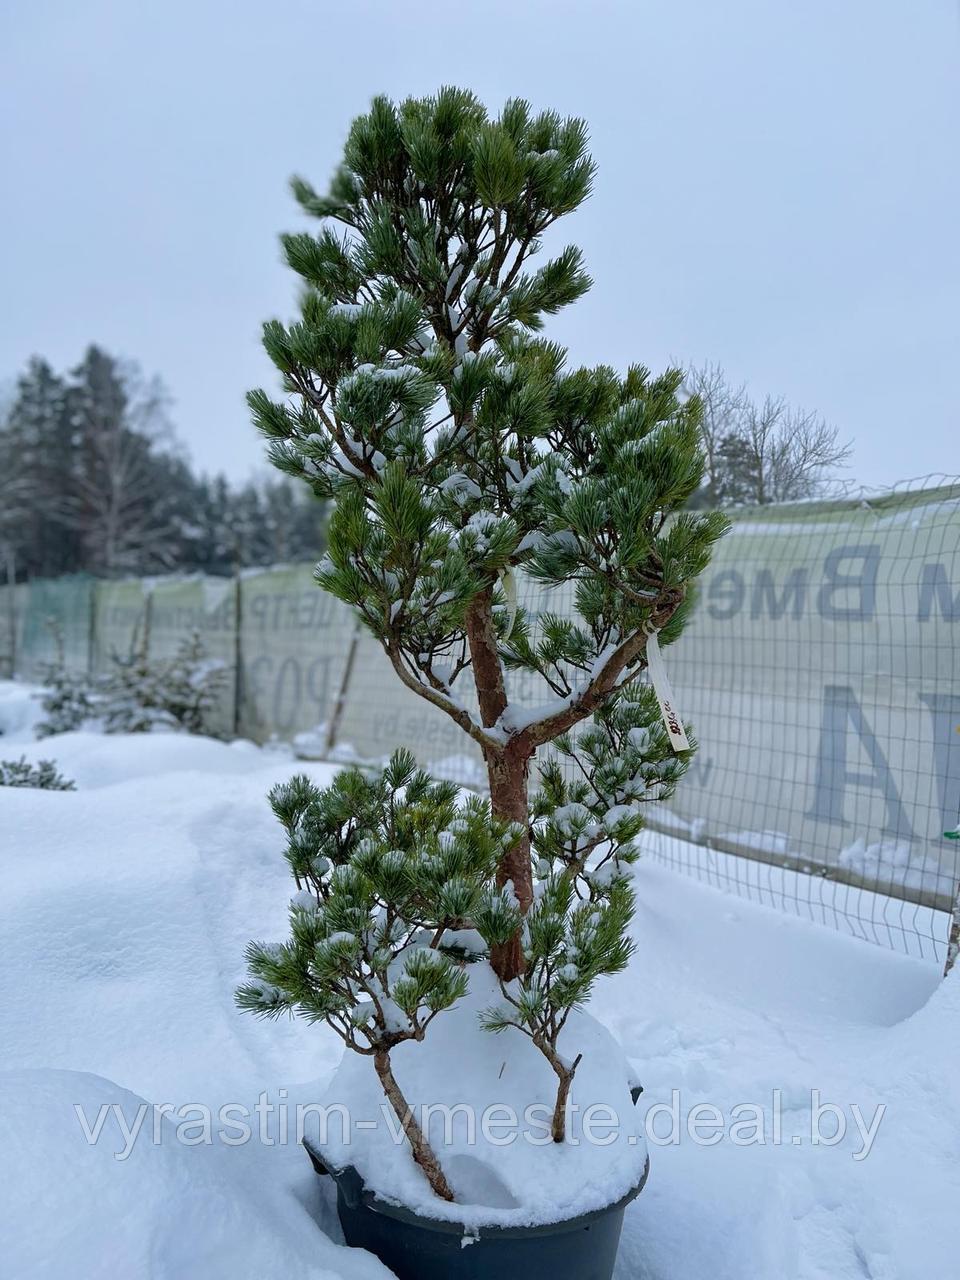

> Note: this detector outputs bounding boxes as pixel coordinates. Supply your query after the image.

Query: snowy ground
[1,680,957,1279]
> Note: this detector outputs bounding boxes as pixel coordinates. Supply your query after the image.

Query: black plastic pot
[303,1083,648,1280]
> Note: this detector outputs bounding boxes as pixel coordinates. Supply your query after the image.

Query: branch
[384,639,503,753]
[509,591,683,751]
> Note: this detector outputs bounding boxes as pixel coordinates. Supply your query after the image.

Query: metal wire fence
[630,479,960,964]
[2,477,958,964]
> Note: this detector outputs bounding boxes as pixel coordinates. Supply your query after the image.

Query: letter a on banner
[646,631,690,753]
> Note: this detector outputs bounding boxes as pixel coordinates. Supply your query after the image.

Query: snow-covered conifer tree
[249,88,726,984]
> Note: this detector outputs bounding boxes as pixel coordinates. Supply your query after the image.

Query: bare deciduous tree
[684,363,851,507]
[60,354,182,575]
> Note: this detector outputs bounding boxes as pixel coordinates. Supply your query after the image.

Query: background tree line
[0,346,327,582]
[0,346,850,585]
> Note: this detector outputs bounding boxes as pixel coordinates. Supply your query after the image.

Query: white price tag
[646,630,690,752]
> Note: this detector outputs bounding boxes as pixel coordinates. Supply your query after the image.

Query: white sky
[1,0,957,489]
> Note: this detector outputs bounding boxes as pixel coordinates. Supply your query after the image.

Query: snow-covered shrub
[35,619,100,738]
[36,666,100,738]
[36,626,228,739]
[100,631,227,736]
[0,756,75,790]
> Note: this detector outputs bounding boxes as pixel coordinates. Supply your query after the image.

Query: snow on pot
[296,967,650,1280]
[305,1143,649,1280]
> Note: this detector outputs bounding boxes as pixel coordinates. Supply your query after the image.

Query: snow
[311,963,647,1229]
[426,752,488,790]
[439,472,482,501]
[717,828,947,897]
[1,679,957,1277]
[0,677,44,739]
[0,1069,395,1280]
[838,836,942,893]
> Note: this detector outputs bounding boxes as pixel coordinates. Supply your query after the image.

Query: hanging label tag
[500,566,518,640]
[646,631,690,752]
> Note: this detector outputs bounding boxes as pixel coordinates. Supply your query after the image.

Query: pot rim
[303,1136,650,1240]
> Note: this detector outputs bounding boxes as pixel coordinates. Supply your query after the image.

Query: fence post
[325,617,361,756]
[945,895,959,977]
[945,830,960,976]
[233,573,244,738]
[3,547,14,677]
[86,578,96,676]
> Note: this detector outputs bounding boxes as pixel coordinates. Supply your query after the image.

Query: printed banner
[7,484,959,912]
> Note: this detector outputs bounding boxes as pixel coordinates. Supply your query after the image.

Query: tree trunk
[465,590,533,982]
[2,546,15,679]
[374,1049,455,1202]
[465,591,507,727]
[544,1048,582,1144]
[487,742,533,981]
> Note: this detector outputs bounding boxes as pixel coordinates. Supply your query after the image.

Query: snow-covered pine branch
[236,750,524,1200]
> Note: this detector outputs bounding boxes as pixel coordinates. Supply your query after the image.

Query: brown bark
[394,585,685,983]
[465,590,533,982]
[544,1048,582,1144]
[385,639,492,751]
[487,741,534,980]
[464,590,507,728]
[374,1049,455,1202]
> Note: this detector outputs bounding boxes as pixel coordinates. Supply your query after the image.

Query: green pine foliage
[531,683,696,896]
[154,632,230,735]
[479,873,635,1136]
[250,87,727,760]
[237,750,525,1199]
[0,756,75,790]
[36,618,100,738]
[237,750,523,1047]
[99,644,166,733]
[36,665,100,738]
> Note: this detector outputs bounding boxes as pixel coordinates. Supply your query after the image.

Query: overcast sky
[1,0,957,490]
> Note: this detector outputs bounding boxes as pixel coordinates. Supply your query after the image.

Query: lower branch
[384,639,497,752]
[373,1049,455,1202]
[542,1045,582,1144]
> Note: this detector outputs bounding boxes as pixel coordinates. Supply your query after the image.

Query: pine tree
[160,631,229,734]
[1,347,329,580]
[36,619,100,738]
[99,628,227,735]
[250,88,727,985]
[0,358,75,578]
[202,474,237,573]
[64,347,182,575]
